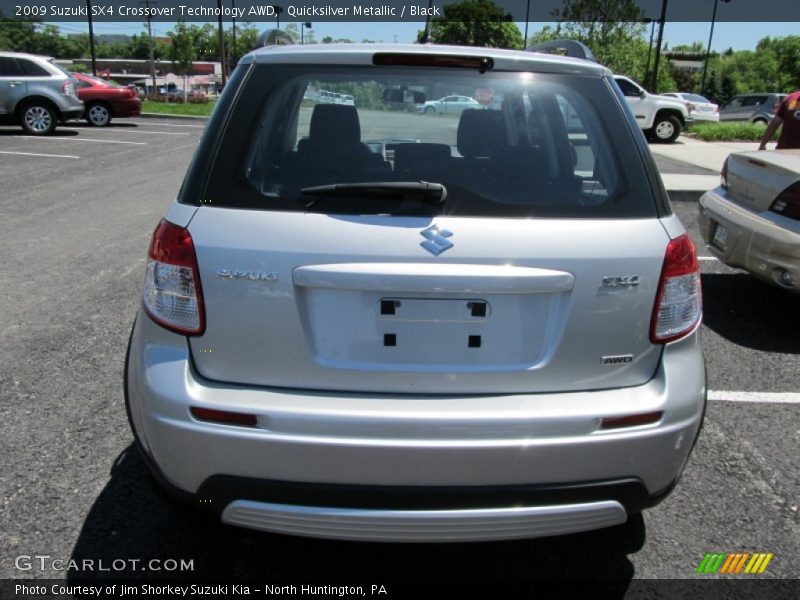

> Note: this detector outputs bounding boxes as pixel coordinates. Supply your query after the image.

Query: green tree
[168,21,196,100]
[529,0,674,92]
[419,0,524,49]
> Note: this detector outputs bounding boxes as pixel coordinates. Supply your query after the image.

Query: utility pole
[421,0,433,43]
[644,18,656,83]
[272,5,283,29]
[217,0,227,86]
[301,22,310,45]
[651,0,669,93]
[142,0,156,94]
[701,0,730,95]
[85,0,97,76]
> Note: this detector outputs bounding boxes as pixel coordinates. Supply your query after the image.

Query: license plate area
[712,222,728,250]
[299,289,570,371]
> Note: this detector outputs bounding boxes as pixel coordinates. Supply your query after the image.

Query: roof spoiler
[253,29,294,50]
[525,40,597,62]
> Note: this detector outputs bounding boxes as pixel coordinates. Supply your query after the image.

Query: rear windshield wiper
[301,181,447,209]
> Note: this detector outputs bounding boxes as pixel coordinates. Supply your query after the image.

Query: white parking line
[698,256,719,261]
[708,391,800,404]
[24,136,147,146]
[130,121,205,129]
[103,129,191,136]
[0,150,79,159]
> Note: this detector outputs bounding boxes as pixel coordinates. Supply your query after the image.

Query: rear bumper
[126,312,706,540]
[699,187,800,292]
[111,98,142,117]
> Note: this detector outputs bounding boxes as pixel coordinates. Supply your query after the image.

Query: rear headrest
[309,104,361,145]
[457,109,508,159]
[393,143,451,170]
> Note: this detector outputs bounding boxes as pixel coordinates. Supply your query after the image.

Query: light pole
[700,0,731,95]
[85,0,97,76]
[231,0,236,68]
[524,0,531,46]
[272,5,283,29]
[139,0,157,94]
[651,0,669,93]
[301,22,311,45]
[421,0,433,43]
[217,0,227,86]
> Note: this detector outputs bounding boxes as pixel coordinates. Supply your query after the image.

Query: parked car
[719,93,787,126]
[613,76,689,143]
[417,94,482,115]
[125,40,706,542]
[699,150,800,292]
[662,92,719,123]
[71,72,142,126]
[0,52,83,134]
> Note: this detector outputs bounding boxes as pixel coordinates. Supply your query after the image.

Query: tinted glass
[0,57,22,77]
[203,65,655,219]
[17,59,51,77]
[615,78,640,97]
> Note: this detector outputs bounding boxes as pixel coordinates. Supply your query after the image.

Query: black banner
[1,0,799,23]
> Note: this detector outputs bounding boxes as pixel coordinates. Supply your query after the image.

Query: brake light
[62,81,74,96]
[720,156,729,189]
[769,181,800,220]
[650,234,702,344]
[142,220,205,335]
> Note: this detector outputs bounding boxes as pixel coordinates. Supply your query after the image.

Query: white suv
[614,75,689,143]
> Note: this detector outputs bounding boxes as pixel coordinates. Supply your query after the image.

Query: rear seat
[393,143,453,181]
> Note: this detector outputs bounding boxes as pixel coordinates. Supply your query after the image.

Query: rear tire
[86,102,112,127]
[651,114,681,144]
[19,101,57,135]
[752,117,768,127]
[425,106,435,114]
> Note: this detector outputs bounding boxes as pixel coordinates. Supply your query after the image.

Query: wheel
[651,114,681,144]
[425,106,435,114]
[86,102,112,127]
[19,101,57,135]
[752,117,768,127]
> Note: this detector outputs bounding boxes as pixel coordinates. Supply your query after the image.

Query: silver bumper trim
[221,499,627,542]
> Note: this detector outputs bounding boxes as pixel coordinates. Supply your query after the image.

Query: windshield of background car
[202,64,655,218]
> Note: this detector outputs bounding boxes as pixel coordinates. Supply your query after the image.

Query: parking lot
[0,118,797,586]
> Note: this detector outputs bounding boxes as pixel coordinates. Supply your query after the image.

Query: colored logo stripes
[696,552,773,574]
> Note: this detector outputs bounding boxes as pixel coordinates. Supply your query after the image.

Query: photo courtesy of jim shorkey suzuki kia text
[17,4,441,18]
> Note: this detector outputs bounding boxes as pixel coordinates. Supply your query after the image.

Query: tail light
[142,220,205,335]
[62,80,74,96]
[720,156,729,189]
[769,181,800,220]
[650,234,702,344]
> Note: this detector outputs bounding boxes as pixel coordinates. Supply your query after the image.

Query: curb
[139,112,210,122]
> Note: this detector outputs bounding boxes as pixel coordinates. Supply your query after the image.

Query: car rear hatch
[187,209,670,394]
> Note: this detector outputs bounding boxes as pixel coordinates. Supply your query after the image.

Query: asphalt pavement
[0,119,797,592]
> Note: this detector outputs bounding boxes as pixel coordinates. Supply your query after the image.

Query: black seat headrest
[457,109,508,159]
[309,104,361,145]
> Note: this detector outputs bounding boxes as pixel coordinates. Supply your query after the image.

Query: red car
[71,72,142,126]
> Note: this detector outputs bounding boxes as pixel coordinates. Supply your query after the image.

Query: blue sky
[49,21,797,51]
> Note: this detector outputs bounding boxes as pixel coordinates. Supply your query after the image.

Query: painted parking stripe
[708,391,800,404]
[0,150,79,159]
[101,129,191,136]
[25,136,146,146]
[130,121,205,128]
[698,256,719,261]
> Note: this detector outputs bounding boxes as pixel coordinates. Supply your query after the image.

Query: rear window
[202,64,655,218]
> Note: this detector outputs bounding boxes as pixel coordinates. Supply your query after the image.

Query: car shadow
[69,122,139,129]
[702,273,800,354]
[67,445,643,589]
[0,128,80,137]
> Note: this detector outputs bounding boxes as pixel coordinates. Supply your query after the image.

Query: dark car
[72,72,142,126]
[719,93,787,126]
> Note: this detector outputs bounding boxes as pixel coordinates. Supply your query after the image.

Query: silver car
[125,41,706,542]
[0,52,84,134]
[719,93,786,126]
